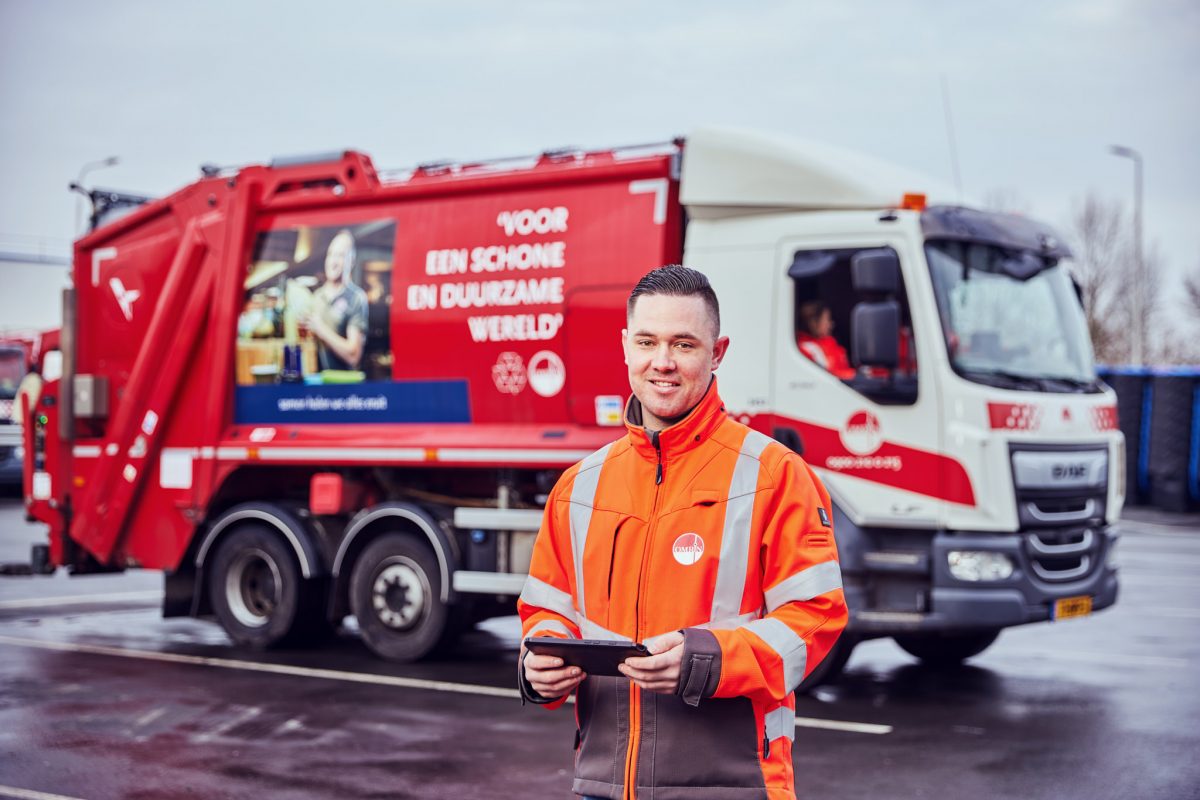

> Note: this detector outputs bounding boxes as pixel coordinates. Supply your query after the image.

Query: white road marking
[194,705,261,743]
[134,707,166,727]
[0,634,521,699]
[0,785,86,800]
[275,717,305,735]
[0,634,894,736]
[794,716,893,735]
[0,591,162,610]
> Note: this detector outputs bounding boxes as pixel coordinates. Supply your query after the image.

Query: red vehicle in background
[1,330,51,488]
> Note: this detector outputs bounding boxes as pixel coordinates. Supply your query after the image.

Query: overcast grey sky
[1,0,1197,330]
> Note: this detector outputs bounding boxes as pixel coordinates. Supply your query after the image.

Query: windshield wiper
[958,368,1046,391]
[1035,376,1101,393]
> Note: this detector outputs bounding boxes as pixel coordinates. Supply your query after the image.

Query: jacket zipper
[652,429,663,485]
[626,429,665,800]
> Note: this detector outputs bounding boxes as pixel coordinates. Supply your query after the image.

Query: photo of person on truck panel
[303,229,369,372]
[235,221,395,386]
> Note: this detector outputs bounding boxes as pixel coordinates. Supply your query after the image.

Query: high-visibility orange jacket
[518,378,848,800]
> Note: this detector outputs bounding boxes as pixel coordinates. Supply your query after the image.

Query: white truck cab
[685,128,1120,678]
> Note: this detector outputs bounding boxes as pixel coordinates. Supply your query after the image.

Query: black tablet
[524,637,650,677]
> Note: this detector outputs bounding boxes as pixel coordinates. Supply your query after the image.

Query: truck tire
[796,634,856,693]
[349,533,453,661]
[893,630,1000,666]
[209,524,315,649]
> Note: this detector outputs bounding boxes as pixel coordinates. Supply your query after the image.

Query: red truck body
[25,145,683,657]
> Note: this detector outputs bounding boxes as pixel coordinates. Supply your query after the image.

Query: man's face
[622,293,729,431]
[324,233,353,284]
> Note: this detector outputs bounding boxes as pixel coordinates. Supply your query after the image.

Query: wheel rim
[371,556,430,631]
[224,547,282,628]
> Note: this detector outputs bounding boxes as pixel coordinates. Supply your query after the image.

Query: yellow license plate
[1054,595,1093,620]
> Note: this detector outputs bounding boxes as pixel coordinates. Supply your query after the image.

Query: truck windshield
[0,348,25,400]
[925,240,1098,392]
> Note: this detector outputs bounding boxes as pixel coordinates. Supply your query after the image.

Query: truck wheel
[349,533,451,661]
[209,524,309,649]
[894,630,1001,666]
[797,635,856,693]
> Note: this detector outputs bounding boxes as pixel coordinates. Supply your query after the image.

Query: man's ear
[621,328,629,365]
[711,335,730,370]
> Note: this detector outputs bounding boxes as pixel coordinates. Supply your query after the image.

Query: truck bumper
[845,525,1119,636]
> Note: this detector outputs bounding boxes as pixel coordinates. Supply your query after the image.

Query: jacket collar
[624,377,728,462]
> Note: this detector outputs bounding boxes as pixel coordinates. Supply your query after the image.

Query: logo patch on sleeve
[817,507,832,528]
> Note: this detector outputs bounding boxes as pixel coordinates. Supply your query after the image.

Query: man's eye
[637,340,653,347]
[675,342,694,350]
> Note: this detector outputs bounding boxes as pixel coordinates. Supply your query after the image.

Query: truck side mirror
[850,249,900,293]
[852,300,900,369]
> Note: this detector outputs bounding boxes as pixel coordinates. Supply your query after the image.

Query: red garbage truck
[21,128,1122,683]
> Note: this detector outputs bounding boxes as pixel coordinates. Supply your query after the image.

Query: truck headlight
[948,551,1014,582]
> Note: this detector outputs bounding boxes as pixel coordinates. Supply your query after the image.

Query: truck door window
[789,246,918,405]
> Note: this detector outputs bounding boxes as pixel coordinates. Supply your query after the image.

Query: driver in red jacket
[795,300,854,379]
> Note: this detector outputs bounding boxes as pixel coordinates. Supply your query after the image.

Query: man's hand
[618,631,684,693]
[523,649,586,699]
[299,309,332,343]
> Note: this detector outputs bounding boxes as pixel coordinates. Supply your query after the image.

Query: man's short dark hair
[627,265,721,337]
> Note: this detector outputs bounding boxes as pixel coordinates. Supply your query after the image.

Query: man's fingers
[623,652,669,671]
[618,662,677,682]
[530,671,586,697]
[645,631,685,655]
[525,653,565,670]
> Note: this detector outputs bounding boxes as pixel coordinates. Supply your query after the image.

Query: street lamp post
[1109,144,1144,366]
[71,156,120,236]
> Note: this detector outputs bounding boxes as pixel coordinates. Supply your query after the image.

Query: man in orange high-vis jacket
[518,265,848,800]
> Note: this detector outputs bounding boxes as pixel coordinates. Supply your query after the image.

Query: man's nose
[650,344,675,370]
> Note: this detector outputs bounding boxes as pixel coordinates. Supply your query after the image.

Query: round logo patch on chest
[672,533,705,566]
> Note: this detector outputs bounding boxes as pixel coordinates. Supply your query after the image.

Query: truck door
[770,225,948,531]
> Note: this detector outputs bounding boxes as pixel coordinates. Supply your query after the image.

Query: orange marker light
[900,193,927,211]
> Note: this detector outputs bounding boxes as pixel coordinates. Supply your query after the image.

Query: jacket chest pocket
[581,512,638,625]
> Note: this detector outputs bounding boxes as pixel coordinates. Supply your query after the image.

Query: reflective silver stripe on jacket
[528,618,577,639]
[569,443,613,618]
[743,617,808,693]
[519,575,578,622]
[709,430,773,623]
[764,560,843,613]
[764,705,796,742]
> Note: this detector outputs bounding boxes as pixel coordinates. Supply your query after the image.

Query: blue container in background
[1098,366,1153,505]
[1146,367,1200,512]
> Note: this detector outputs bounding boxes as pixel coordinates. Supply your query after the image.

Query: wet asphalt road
[1,496,1198,800]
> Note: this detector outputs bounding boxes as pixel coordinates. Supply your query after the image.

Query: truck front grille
[1025,528,1100,582]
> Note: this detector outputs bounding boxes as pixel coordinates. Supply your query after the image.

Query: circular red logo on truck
[672,533,705,566]
[841,410,883,455]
